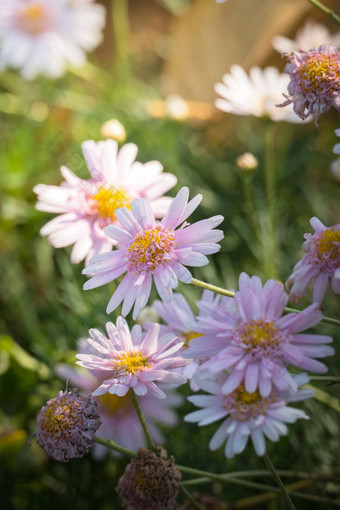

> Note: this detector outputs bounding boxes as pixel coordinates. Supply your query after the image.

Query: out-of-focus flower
[186,273,333,396]
[148,96,215,123]
[34,139,177,264]
[333,128,340,155]
[280,44,340,125]
[236,152,258,172]
[83,187,224,318]
[76,317,190,398]
[34,388,101,462]
[116,447,181,510]
[273,19,340,54]
[185,374,312,458]
[215,65,305,122]
[56,351,183,458]
[331,129,340,181]
[100,119,126,143]
[286,217,340,303]
[0,0,106,79]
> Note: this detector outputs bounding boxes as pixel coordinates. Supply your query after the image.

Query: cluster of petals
[57,345,182,457]
[286,217,340,303]
[280,44,340,125]
[185,273,334,397]
[215,65,306,122]
[34,139,177,264]
[75,317,191,399]
[82,186,224,318]
[273,19,340,54]
[185,374,312,458]
[0,0,106,79]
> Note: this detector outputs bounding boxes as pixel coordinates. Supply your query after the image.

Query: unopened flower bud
[236,152,258,171]
[331,158,340,182]
[34,388,101,462]
[101,119,126,142]
[116,446,181,509]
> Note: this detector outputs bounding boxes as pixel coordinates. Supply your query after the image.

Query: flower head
[34,388,101,462]
[186,273,333,396]
[0,0,106,79]
[34,139,177,264]
[75,317,190,398]
[116,447,181,510]
[286,217,340,303]
[185,374,312,458]
[215,65,305,122]
[273,19,340,54]
[83,186,224,318]
[280,44,340,125]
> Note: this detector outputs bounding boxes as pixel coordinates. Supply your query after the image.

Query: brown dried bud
[116,446,181,509]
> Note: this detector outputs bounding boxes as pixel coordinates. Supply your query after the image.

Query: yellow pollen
[19,3,48,35]
[128,226,175,271]
[40,398,82,437]
[92,187,131,221]
[241,320,277,348]
[114,351,151,374]
[97,392,130,415]
[315,228,340,259]
[300,54,339,93]
[24,4,44,20]
[183,331,202,348]
[235,386,262,405]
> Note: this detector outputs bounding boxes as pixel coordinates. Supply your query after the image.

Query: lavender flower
[186,273,333,397]
[280,44,340,124]
[83,187,224,318]
[76,317,191,398]
[34,388,101,462]
[286,217,340,303]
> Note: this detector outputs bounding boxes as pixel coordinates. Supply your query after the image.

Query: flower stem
[180,485,206,510]
[308,0,340,25]
[112,0,131,74]
[191,278,340,327]
[310,376,340,383]
[263,453,296,510]
[94,436,137,457]
[130,389,155,450]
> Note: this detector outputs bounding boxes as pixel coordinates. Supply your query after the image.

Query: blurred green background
[1,0,340,508]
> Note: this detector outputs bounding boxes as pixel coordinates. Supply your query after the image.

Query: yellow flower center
[92,187,131,221]
[240,320,277,349]
[97,392,130,415]
[39,397,82,438]
[114,350,151,374]
[315,228,340,259]
[235,386,262,405]
[182,331,202,348]
[19,3,48,35]
[128,225,176,273]
[300,54,340,93]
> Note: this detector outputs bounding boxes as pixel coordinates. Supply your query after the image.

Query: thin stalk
[310,376,340,383]
[181,485,206,510]
[94,436,137,457]
[112,0,131,73]
[130,389,155,450]
[191,278,340,327]
[263,454,296,510]
[308,0,340,25]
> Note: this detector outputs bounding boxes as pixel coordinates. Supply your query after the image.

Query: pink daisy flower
[185,373,313,458]
[186,273,333,397]
[280,44,340,125]
[75,317,191,398]
[34,139,177,264]
[56,350,183,458]
[82,186,224,318]
[286,217,340,303]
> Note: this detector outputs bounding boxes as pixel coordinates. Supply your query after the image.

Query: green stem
[130,389,155,450]
[180,485,206,510]
[112,0,131,73]
[94,436,137,457]
[310,376,340,383]
[191,278,340,327]
[308,0,340,25]
[263,454,296,510]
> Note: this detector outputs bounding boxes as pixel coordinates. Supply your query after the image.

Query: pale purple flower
[0,0,106,79]
[82,186,224,318]
[185,373,312,458]
[56,353,182,458]
[186,273,333,397]
[273,19,340,54]
[34,388,101,462]
[34,139,177,264]
[286,217,340,303]
[215,65,306,122]
[280,44,340,125]
[75,317,191,398]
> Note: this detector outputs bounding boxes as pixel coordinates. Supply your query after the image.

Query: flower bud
[236,152,258,171]
[101,119,126,142]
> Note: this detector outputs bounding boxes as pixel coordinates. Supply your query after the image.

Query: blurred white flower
[273,19,340,54]
[0,0,106,79]
[215,65,306,123]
